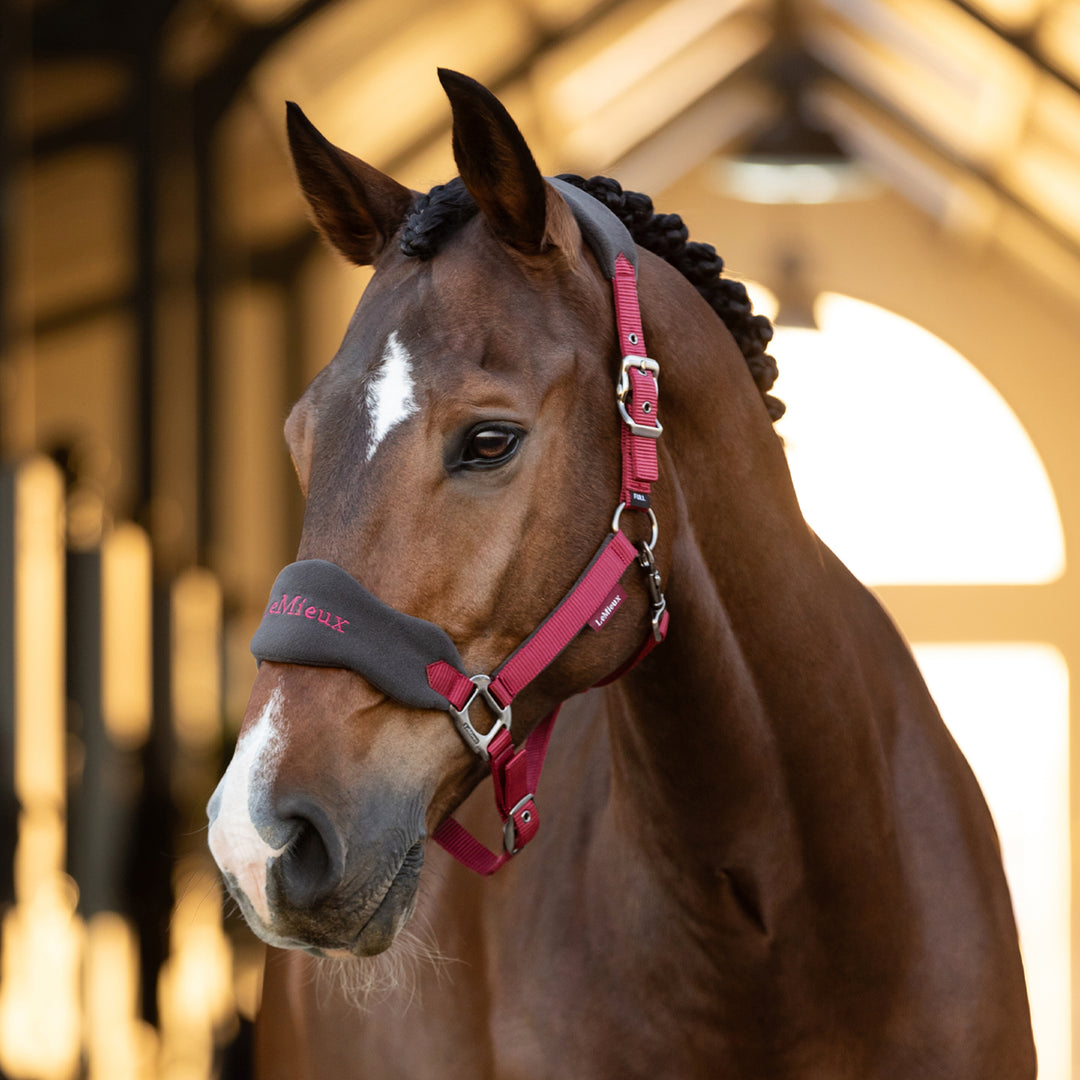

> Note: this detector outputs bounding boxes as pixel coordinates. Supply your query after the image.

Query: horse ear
[285,102,415,266]
[438,68,548,254]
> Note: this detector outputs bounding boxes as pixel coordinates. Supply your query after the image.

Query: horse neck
[604,268,910,934]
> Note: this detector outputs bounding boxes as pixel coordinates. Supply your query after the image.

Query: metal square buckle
[616,354,659,401]
[447,675,511,762]
[503,794,536,855]
[616,356,663,439]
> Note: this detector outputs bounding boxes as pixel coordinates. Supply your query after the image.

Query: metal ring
[610,503,659,550]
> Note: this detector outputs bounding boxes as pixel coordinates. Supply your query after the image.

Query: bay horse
[207,69,1036,1078]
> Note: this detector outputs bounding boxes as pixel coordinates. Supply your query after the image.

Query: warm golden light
[157,860,235,1080]
[13,457,66,808]
[559,13,770,167]
[549,0,753,120]
[171,568,223,752]
[915,643,1070,1080]
[772,293,1065,585]
[807,0,1033,165]
[522,0,608,28]
[254,0,532,168]
[1004,135,1080,245]
[965,0,1048,31]
[222,0,304,20]
[1037,2,1080,84]
[0,869,84,1080]
[1,457,83,1080]
[3,475,157,1072]
[101,522,153,749]
[85,912,157,1080]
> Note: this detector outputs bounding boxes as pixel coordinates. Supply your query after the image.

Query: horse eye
[462,425,521,467]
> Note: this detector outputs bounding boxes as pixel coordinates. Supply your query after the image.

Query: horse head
[207,70,672,958]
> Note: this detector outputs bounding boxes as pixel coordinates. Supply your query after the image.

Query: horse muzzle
[263,829,426,958]
[206,678,431,957]
[209,776,426,957]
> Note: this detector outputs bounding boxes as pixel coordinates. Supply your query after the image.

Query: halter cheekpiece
[250,178,669,875]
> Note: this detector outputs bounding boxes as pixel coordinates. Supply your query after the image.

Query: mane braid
[399,174,784,421]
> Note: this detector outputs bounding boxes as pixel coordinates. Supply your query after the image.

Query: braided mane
[400,174,784,422]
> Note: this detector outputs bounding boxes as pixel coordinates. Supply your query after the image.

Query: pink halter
[250,180,668,875]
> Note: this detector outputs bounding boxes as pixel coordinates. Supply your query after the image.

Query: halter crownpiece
[250,179,668,874]
[547,177,637,277]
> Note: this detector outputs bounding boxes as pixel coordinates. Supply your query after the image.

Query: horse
[207,69,1036,1078]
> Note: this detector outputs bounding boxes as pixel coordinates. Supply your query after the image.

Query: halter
[250,178,668,875]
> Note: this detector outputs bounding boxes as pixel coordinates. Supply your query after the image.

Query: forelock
[399,177,479,259]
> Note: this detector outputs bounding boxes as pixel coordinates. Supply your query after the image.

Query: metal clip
[447,675,512,763]
[637,541,668,642]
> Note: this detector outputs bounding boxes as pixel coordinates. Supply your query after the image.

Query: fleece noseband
[251,558,468,713]
[251,178,667,874]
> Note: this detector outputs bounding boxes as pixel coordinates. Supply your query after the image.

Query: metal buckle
[616,355,660,402]
[616,356,663,440]
[617,401,664,440]
[447,675,511,763]
[502,794,536,855]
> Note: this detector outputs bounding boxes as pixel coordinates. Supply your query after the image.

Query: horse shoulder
[824,547,1035,1075]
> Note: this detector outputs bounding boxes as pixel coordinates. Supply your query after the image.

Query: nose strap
[250,558,467,712]
[251,529,641,716]
[250,528,646,877]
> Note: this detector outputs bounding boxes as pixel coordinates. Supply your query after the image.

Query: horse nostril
[273,799,345,911]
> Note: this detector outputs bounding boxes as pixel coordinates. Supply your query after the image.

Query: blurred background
[1,0,1078,1076]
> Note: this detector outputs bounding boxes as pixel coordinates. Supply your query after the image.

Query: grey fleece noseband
[250,560,466,711]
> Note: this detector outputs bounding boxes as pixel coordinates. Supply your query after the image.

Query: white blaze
[365,331,419,460]
[207,686,288,926]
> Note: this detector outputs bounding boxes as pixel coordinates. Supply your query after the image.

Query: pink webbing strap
[613,254,660,507]
[488,530,638,707]
[614,252,645,354]
[424,530,639,715]
[426,659,473,710]
[592,606,670,687]
[433,708,558,875]
[428,532,638,874]
[431,242,667,878]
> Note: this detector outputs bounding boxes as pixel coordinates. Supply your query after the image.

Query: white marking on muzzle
[364,331,418,460]
[207,686,288,927]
